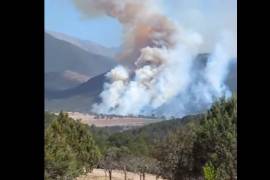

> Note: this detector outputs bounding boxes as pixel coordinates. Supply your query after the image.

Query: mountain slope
[45,71,90,90]
[45,32,117,76]
[45,33,117,90]
[45,73,107,113]
[45,72,106,99]
[47,31,119,58]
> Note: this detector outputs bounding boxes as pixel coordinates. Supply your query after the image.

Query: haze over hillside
[45,53,237,115]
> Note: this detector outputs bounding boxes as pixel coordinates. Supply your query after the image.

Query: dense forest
[45,96,237,180]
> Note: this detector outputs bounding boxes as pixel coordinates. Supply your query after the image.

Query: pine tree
[45,112,101,179]
[193,96,237,179]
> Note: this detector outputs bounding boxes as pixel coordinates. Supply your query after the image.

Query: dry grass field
[56,112,160,127]
[77,169,165,180]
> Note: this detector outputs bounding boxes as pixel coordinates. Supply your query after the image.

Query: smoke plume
[72,0,237,117]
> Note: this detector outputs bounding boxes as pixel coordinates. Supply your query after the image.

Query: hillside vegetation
[45,96,237,180]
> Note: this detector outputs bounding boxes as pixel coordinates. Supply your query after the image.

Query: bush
[203,162,217,180]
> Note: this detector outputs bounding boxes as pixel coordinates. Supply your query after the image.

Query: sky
[45,0,236,49]
[45,0,123,47]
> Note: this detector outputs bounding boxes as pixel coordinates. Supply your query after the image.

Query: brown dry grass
[57,112,159,127]
[77,169,165,180]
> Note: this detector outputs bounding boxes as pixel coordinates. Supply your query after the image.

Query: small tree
[203,162,217,180]
[154,122,196,180]
[99,147,120,180]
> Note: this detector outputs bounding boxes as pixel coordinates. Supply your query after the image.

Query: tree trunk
[124,166,127,180]
[143,172,145,180]
[109,170,112,180]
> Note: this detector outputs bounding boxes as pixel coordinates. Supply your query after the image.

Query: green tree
[45,111,57,129]
[154,122,197,180]
[193,96,237,179]
[99,147,120,180]
[45,112,101,179]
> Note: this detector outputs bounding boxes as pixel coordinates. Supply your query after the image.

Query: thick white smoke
[72,0,237,117]
[154,31,236,117]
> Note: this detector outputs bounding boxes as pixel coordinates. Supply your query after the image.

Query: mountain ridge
[47,30,120,58]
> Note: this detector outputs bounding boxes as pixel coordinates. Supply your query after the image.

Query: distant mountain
[45,32,117,90]
[47,31,120,58]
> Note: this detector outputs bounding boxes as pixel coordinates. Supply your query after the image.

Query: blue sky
[45,0,236,48]
[45,0,123,47]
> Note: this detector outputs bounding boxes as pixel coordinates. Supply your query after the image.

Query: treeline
[91,113,162,119]
[45,95,237,180]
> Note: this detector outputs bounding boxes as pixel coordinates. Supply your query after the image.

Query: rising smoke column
[73,0,178,67]
[72,0,236,117]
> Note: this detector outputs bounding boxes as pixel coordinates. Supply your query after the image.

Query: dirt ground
[77,168,165,180]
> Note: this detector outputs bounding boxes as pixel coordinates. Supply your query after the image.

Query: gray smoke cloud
[72,0,237,117]
[158,0,237,55]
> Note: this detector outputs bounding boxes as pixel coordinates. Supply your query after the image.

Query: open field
[55,112,161,127]
[77,169,165,180]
